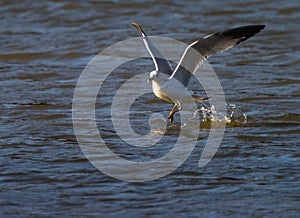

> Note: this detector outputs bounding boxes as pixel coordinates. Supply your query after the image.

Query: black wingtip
[223,24,265,36]
[220,24,266,45]
[253,24,266,33]
[132,22,147,36]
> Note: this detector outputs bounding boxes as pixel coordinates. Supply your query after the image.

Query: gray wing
[132,22,173,76]
[171,25,266,87]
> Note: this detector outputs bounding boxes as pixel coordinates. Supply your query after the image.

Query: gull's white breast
[152,78,192,104]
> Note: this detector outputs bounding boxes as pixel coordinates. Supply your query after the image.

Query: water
[1,0,299,217]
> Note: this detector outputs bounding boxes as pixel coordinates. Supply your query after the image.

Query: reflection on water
[1,0,300,217]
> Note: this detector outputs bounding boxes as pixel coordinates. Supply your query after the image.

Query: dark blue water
[1,0,299,217]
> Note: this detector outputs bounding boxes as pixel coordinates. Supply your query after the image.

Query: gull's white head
[148,70,158,83]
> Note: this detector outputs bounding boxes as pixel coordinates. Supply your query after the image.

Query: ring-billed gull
[132,22,265,123]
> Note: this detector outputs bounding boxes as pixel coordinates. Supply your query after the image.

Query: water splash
[196,103,247,126]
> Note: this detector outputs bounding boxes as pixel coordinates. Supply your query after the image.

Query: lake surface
[1,0,299,217]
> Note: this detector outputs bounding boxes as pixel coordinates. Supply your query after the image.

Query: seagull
[132,22,265,123]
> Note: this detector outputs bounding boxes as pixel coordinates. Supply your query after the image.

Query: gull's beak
[147,77,153,83]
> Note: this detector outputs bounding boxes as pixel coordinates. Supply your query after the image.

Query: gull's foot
[167,114,174,123]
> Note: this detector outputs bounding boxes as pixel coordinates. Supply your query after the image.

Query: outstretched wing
[171,25,265,87]
[132,22,173,75]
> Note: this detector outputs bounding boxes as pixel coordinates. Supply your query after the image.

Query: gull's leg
[167,104,179,123]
